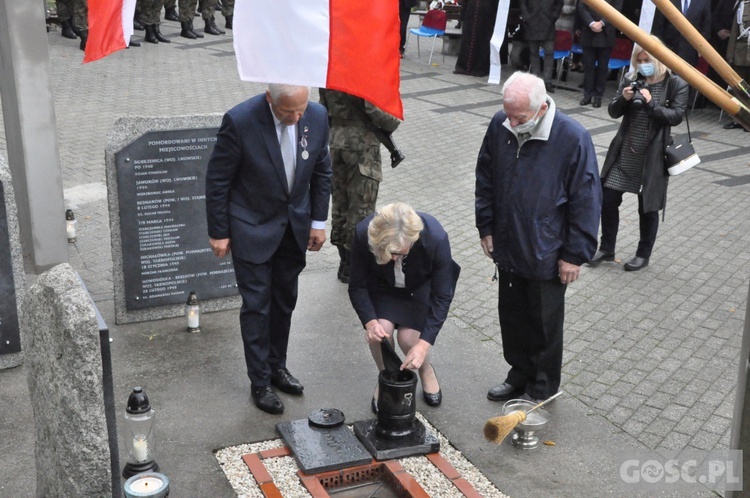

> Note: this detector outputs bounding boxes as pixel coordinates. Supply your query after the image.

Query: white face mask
[513,105,543,134]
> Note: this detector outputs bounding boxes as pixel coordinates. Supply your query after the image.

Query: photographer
[589,37,688,271]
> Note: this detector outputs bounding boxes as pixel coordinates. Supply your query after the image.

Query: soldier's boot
[204,17,224,35]
[337,247,350,284]
[61,19,77,39]
[153,23,171,43]
[78,29,88,51]
[144,25,159,44]
[180,21,197,39]
[225,14,233,30]
[164,7,179,21]
[188,19,204,38]
[134,12,145,30]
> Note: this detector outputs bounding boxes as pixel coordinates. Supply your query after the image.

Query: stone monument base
[353,418,439,461]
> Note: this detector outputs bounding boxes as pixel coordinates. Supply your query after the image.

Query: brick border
[242,446,483,497]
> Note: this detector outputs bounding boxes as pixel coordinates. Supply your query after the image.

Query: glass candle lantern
[185,291,201,333]
[65,209,77,242]
[122,386,159,478]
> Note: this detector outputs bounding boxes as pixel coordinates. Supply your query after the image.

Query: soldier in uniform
[179,0,204,38]
[319,89,401,283]
[57,0,88,50]
[199,0,224,35]
[139,0,171,44]
[164,0,179,21]
[221,0,234,30]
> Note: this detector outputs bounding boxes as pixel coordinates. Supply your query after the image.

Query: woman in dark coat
[348,203,459,412]
[589,37,688,271]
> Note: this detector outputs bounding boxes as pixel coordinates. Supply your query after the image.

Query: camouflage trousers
[139,0,166,25]
[221,0,234,17]
[56,0,87,30]
[330,147,382,251]
[198,0,218,20]
[178,0,197,21]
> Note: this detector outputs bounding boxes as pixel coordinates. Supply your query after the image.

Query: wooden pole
[580,0,750,130]
[650,0,750,108]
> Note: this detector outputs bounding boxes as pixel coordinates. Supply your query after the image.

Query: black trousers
[600,186,659,258]
[497,271,566,399]
[582,46,612,98]
[232,225,306,387]
[399,5,411,53]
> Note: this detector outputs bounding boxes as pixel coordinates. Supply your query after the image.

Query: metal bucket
[375,369,417,439]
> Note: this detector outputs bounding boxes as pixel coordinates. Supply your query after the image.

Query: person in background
[476,72,601,404]
[520,0,564,92]
[588,38,688,271]
[577,0,623,108]
[348,203,459,413]
[400,0,418,57]
[454,0,501,76]
[723,0,750,131]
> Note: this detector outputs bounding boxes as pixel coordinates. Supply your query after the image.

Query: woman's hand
[639,88,652,103]
[622,85,635,101]
[365,320,389,344]
[401,339,431,370]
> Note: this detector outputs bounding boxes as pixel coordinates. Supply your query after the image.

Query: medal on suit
[300,134,309,160]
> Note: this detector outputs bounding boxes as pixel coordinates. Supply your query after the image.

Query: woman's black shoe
[371,397,378,414]
[422,364,442,407]
[624,256,649,271]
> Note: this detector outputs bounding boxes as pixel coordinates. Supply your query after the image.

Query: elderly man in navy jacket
[475,72,601,404]
[205,84,332,415]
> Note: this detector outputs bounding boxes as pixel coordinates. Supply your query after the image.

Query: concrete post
[0,0,68,273]
[728,280,750,497]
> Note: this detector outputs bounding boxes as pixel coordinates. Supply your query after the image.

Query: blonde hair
[628,36,670,81]
[368,203,424,265]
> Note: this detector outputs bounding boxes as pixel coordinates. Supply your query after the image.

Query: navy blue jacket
[348,213,459,345]
[205,93,332,263]
[475,110,601,281]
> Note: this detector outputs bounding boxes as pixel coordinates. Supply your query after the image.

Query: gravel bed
[215,413,509,497]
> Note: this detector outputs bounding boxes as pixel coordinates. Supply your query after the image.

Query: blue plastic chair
[608,58,631,81]
[407,9,447,65]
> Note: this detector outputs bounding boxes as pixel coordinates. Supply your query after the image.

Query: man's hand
[591,21,603,33]
[401,339,430,370]
[480,235,494,259]
[308,228,326,251]
[210,238,231,258]
[558,259,581,285]
[718,29,730,40]
[365,320,389,344]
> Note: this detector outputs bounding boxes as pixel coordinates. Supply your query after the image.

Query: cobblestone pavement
[2,13,749,467]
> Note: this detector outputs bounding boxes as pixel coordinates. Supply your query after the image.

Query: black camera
[630,80,648,109]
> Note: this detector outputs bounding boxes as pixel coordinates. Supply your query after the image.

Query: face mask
[513,105,543,134]
[638,63,656,77]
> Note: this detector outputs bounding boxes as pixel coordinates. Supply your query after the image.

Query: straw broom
[484,391,563,445]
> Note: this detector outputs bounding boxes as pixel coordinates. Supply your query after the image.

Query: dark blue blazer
[652,0,711,65]
[205,93,332,263]
[348,212,460,345]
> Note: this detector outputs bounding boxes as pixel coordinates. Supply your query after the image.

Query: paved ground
[1,11,749,497]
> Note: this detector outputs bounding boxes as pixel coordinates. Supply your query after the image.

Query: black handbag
[665,111,700,176]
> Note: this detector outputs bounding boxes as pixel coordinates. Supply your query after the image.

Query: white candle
[187,309,199,328]
[132,437,149,462]
[129,475,163,492]
[66,219,76,240]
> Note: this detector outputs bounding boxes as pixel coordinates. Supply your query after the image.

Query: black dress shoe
[592,97,602,108]
[270,367,304,394]
[580,96,592,105]
[624,256,649,271]
[724,122,743,130]
[588,249,614,266]
[251,386,284,414]
[422,364,442,407]
[545,82,555,94]
[487,382,523,402]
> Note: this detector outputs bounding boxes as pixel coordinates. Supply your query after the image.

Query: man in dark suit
[652,0,711,66]
[577,0,624,108]
[205,84,332,414]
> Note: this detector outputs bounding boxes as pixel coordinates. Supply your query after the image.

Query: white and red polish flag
[233,0,404,119]
[83,0,137,63]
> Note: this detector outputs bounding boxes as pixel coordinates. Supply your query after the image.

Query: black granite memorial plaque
[0,180,21,356]
[276,418,372,474]
[116,128,237,310]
